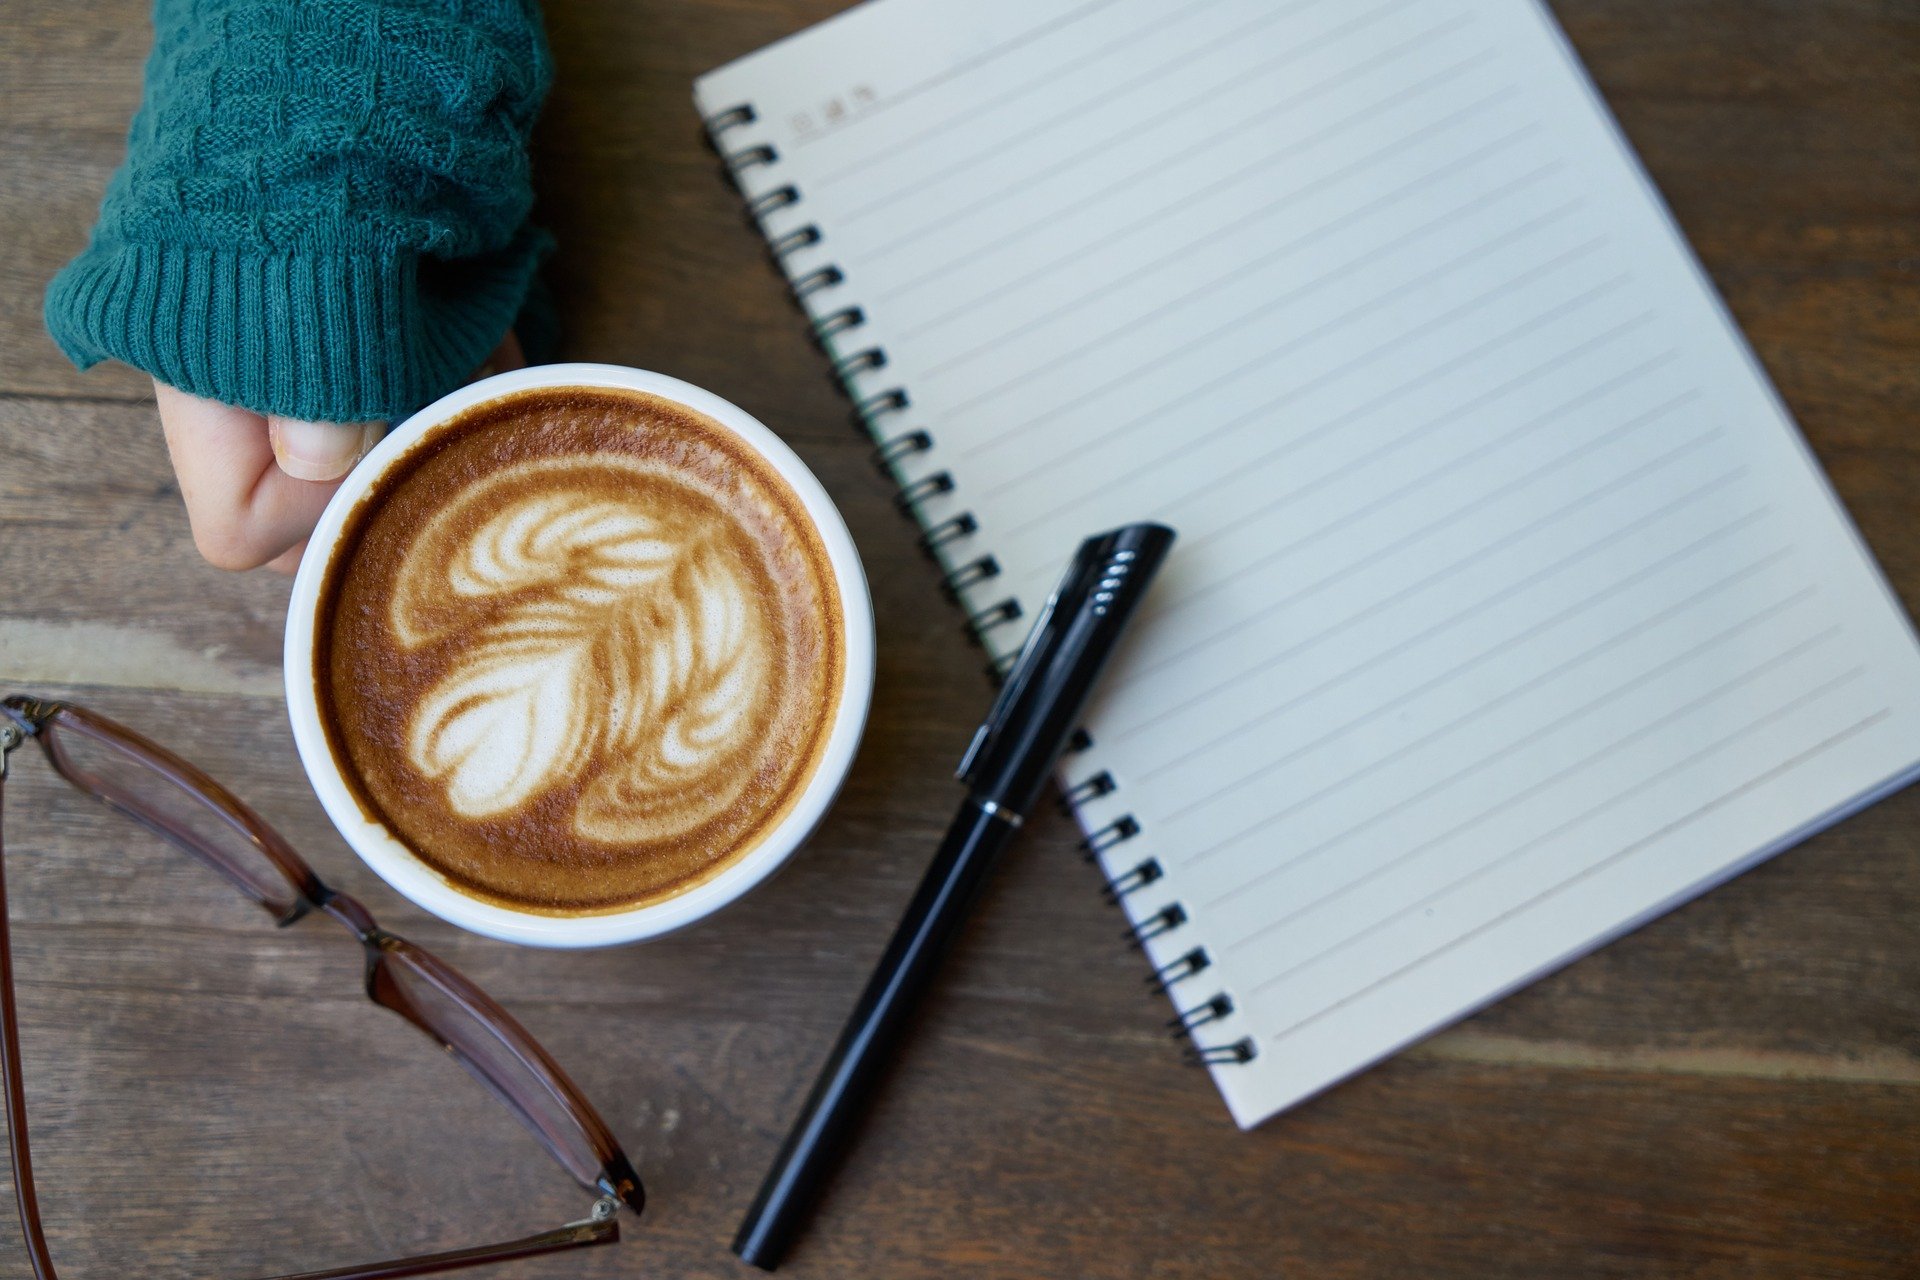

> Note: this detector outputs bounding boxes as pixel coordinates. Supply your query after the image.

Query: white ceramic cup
[284,364,874,948]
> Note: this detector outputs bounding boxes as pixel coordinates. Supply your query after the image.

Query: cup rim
[283,363,874,948]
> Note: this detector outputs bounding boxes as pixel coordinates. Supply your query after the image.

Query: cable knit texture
[45,0,552,424]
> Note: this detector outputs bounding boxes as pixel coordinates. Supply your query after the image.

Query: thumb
[268,417,386,483]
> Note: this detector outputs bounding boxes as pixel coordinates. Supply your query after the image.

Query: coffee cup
[284,364,874,947]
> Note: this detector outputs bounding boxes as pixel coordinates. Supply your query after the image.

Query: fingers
[268,418,384,482]
[156,329,514,575]
[154,381,380,573]
[264,539,309,576]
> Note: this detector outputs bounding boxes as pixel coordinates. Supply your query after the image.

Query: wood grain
[1,2,1916,1277]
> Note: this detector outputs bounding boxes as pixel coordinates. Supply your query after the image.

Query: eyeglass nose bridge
[317,886,381,942]
[1,697,52,732]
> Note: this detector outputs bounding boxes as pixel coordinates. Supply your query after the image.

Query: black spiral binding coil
[704,100,1252,1072]
[1168,993,1233,1035]
[791,263,840,297]
[1126,903,1186,947]
[918,513,977,552]
[702,99,1022,679]
[1059,773,1257,1069]
[894,471,953,511]
[1079,815,1140,859]
[1100,857,1162,904]
[813,306,865,342]
[940,554,999,600]
[834,347,889,377]
[1057,770,1116,814]
[1146,947,1210,995]
[746,184,801,219]
[724,143,780,172]
[1185,1039,1258,1067]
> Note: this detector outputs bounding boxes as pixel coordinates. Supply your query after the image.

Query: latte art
[314,388,844,915]
[396,458,775,842]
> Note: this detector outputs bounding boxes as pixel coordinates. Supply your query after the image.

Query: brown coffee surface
[314,387,844,914]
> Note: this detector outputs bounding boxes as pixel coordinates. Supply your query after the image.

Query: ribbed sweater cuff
[44,233,548,424]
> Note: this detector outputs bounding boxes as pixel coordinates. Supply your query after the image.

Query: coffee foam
[314,388,843,915]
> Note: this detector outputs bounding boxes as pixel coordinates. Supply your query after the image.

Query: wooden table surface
[3,2,1917,1277]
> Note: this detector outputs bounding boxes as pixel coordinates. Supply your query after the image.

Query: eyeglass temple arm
[0,729,67,1280]
[254,1208,619,1280]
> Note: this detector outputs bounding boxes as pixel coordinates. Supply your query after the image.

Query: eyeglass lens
[42,716,305,919]
[372,940,620,1196]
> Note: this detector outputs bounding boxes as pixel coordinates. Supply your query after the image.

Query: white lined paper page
[698,0,1920,1127]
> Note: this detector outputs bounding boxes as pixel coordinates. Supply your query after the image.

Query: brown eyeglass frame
[0,696,646,1280]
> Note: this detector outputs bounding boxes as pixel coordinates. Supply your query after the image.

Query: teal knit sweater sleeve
[45,0,553,424]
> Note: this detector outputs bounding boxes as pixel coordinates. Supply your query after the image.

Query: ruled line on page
[968,284,1637,552]
[1145,504,1790,828]
[901,69,1521,361]
[1175,351,1682,558]
[1219,627,1846,941]
[863,5,1474,276]
[834,0,1408,228]
[1152,495,1766,840]
[969,264,1625,493]
[991,279,1659,580]
[982,273,1651,520]
[812,0,1250,181]
[1169,494,1771,877]
[1000,307,1664,540]
[790,0,1137,154]
[1256,707,1895,1049]
[1115,382,1702,666]
[941,196,1588,427]
[1132,512,1785,777]
[1170,572,1813,840]
[876,46,1501,314]
[1117,405,1720,698]
[925,128,1561,410]
[932,116,1548,451]
[1230,636,1852,972]
[1132,516,1785,807]
[1253,692,1886,1033]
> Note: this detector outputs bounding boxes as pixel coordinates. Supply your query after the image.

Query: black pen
[733,521,1176,1271]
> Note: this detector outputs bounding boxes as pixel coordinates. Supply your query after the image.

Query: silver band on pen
[975,798,1023,828]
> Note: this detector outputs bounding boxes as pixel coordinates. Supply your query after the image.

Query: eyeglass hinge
[561,1193,621,1231]
[0,721,25,780]
[0,701,50,778]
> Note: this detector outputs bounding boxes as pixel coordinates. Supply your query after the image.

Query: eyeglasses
[0,695,645,1280]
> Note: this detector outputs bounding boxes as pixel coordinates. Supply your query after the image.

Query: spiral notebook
[695,0,1920,1128]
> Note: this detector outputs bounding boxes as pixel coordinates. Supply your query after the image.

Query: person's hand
[154,385,383,574]
[155,333,524,574]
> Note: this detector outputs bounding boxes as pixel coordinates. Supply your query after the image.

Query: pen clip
[955,538,1101,786]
